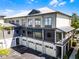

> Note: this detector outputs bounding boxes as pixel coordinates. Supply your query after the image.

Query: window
[16,20,19,24]
[7,30,10,34]
[47,33,52,38]
[12,20,14,24]
[35,18,41,26]
[23,30,25,34]
[9,21,11,23]
[56,32,62,42]
[44,17,52,25]
[22,20,26,26]
[27,31,33,37]
[34,32,42,39]
[44,30,55,43]
[16,30,19,34]
[28,19,33,27]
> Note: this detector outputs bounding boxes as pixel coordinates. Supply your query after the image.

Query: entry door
[56,46,61,58]
[16,38,19,46]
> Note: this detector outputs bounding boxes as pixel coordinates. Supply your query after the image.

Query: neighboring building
[0,16,15,49]
[2,7,74,59]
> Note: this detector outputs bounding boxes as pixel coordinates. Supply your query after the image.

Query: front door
[56,46,61,58]
[16,38,19,46]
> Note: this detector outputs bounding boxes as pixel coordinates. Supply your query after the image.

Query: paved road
[0,47,43,59]
[0,45,56,59]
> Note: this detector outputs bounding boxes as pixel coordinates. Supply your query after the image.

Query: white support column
[55,30,56,43]
[62,32,63,43]
[42,29,45,54]
[61,46,64,59]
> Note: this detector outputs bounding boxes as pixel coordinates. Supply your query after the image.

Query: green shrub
[63,54,68,59]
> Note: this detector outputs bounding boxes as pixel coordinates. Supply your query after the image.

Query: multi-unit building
[0,7,74,59]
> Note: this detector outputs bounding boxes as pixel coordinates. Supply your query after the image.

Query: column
[42,29,45,54]
[55,30,56,43]
[62,32,63,43]
[61,46,64,59]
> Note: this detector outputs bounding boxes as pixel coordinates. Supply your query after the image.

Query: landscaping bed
[64,48,74,59]
[75,49,79,59]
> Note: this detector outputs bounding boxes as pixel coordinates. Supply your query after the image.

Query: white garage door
[36,43,43,52]
[22,39,27,47]
[28,41,36,50]
[45,46,56,57]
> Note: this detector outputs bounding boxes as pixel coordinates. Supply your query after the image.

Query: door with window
[16,38,19,46]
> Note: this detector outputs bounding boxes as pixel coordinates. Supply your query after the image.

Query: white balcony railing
[56,32,73,45]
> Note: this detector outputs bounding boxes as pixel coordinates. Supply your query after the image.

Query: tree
[71,13,79,29]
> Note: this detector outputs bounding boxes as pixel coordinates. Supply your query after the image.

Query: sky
[0,0,78,16]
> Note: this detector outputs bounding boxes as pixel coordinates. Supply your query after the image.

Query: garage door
[28,41,36,50]
[22,39,27,47]
[36,43,43,52]
[45,45,56,57]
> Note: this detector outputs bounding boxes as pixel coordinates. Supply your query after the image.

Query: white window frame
[45,17,52,25]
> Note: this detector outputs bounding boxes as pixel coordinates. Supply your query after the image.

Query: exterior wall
[5,17,25,26]
[20,37,56,57]
[42,14,56,28]
[0,29,15,48]
[0,30,4,39]
[56,14,71,28]
[4,30,14,38]
[0,20,4,23]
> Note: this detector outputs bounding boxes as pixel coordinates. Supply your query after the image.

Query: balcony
[56,32,73,45]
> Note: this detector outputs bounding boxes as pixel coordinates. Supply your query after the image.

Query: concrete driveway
[0,45,56,59]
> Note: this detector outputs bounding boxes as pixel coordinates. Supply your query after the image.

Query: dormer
[28,9,40,15]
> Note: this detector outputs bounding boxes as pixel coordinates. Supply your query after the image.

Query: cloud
[58,1,66,6]
[27,0,38,4]
[70,0,74,3]
[0,9,22,16]
[49,0,66,7]
[49,0,58,7]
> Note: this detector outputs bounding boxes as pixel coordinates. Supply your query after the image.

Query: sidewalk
[69,45,79,59]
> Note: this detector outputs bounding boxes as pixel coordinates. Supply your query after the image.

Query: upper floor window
[44,17,52,25]
[12,20,14,24]
[16,20,19,24]
[9,21,11,23]
[28,19,33,27]
[35,18,41,26]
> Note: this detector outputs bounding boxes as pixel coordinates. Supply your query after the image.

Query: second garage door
[28,41,36,50]
[45,45,56,57]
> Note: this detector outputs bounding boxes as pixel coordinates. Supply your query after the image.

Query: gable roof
[5,7,70,18]
[5,7,56,18]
